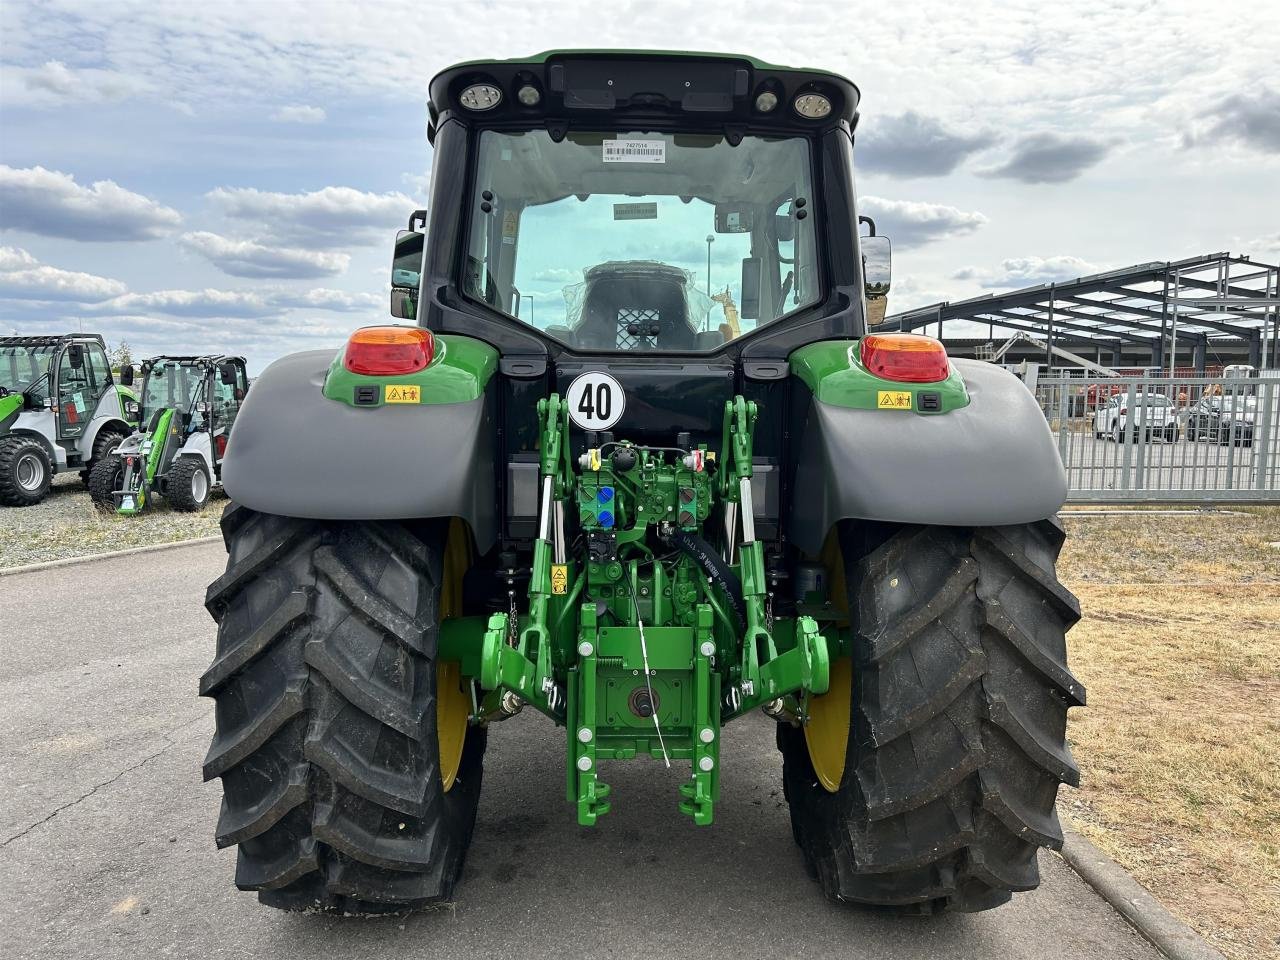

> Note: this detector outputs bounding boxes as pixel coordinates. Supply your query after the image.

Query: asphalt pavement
[0,540,1164,960]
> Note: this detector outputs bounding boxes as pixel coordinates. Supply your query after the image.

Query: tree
[109,340,134,372]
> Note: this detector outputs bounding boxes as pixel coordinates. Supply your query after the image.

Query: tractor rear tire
[81,429,126,487]
[778,519,1083,913]
[0,435,53,506]
[167,456,211,511]
[201,505,486,913]
[88,454,123,510]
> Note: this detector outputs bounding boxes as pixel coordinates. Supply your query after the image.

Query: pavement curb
[1059,826,1227,960]
[0,535,222,578]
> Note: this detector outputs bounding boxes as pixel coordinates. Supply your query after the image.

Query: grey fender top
[789,358,1067,554]
[221,350,497,549]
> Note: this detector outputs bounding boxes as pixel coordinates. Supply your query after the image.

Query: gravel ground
[0,473,223,569]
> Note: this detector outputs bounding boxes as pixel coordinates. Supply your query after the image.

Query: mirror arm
[858,215,877,236]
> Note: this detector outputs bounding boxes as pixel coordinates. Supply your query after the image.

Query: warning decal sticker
[384,384,422,404]
[550,564,569,595]
[877,390,913,410]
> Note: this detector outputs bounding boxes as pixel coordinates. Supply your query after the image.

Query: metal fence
[1032,374,1280,502]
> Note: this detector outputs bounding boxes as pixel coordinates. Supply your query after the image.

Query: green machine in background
[90,355,249,514]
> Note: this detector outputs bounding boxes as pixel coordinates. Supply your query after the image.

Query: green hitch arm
[490,393,572,718]
[726,615,831,719]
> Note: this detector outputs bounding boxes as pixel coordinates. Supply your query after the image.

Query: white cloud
[952,255,1103,288]
[533,268,582,284]
[180,231,350,279]
[859,196,988,248]
[94,286,380,317]
[207,185,415,246]
[0,245,128,302]
[0,165,182,241]
[1,59,150,106]
[272,104,326,124]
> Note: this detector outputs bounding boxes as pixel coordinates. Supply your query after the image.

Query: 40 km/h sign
[566,371,626,431]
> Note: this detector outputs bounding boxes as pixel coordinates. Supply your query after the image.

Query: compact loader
[90,355,248,513]
[201,51,1082,916]
[0,334,138,506]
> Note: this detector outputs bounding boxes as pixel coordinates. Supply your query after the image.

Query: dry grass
[1061,508,1280,960]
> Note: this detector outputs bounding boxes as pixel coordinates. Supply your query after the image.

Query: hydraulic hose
[669,529,747,631]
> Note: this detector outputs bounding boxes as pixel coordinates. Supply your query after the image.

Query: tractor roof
[428,50,859,135]
[0,333,105,348]
[141,355,245,367]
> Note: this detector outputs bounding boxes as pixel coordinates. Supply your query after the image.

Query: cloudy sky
[2,0,1278,370]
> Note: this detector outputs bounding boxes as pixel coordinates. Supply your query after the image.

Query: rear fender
[788,344,1066,555]
[222,335,500,550]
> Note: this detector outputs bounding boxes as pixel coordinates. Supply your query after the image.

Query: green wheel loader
[0,334,139,506]
[201,51,1082,916]
[89,355,248,513]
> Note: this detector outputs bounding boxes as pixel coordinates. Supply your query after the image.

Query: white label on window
[603,139,666,164]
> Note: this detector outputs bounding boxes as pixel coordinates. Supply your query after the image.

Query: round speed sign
[565,371,626,431]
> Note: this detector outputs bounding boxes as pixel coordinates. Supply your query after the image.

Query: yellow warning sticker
[384,384,422,404]
[550,564,569,595]
[877,390,913,410]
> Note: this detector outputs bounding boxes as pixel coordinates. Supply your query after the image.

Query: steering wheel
[0,386,10,399]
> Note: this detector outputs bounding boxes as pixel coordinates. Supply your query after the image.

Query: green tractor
[201,51,1081,916]
[0,334,139,506]
[89,355,249,514]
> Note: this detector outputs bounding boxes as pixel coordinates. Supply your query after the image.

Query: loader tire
[82,429,126,486]
[0,435,52,506]
[778,519,1084,913]
[201,505,486,913]
[167,456,211,511]
[88,454,123,510]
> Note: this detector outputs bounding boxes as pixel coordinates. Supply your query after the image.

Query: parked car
[1093,392,1178,442]
[1185,395,1256,446]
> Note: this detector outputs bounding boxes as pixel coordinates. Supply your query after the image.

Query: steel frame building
[882,252,1280,372]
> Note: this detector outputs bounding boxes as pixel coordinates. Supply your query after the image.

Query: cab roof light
[793,91,832,119]
[859,333,950,383]
[459,82,502,111]
[344,326,434,376]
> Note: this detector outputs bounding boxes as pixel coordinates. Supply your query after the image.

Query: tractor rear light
[859,333,950,383]
[344,326,434,375]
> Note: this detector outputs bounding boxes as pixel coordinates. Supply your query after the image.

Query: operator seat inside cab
[567,261,720,351]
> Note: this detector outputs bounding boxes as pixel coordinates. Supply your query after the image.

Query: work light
[459,83,502,111]
[793,92,832,119]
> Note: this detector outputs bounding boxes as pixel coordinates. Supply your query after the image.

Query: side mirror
[119,364,135,387]
[219,362,238,386]
[67,343,84,369]
[862,235,891,298]
[390,289,417,320]
[714,203,754,234]
[391,229,424,319]
[739,257,762,320]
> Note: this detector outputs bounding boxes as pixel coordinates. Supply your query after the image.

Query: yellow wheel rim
[804,656,852,792]
[437,519,472,794]
[437,660,469,792]
[804,528,853,792]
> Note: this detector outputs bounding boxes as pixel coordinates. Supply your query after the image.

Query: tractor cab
[0,334,138,506]
[90,355,247,514]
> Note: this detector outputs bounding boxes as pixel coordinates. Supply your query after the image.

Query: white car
[1093,393,1179,442]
